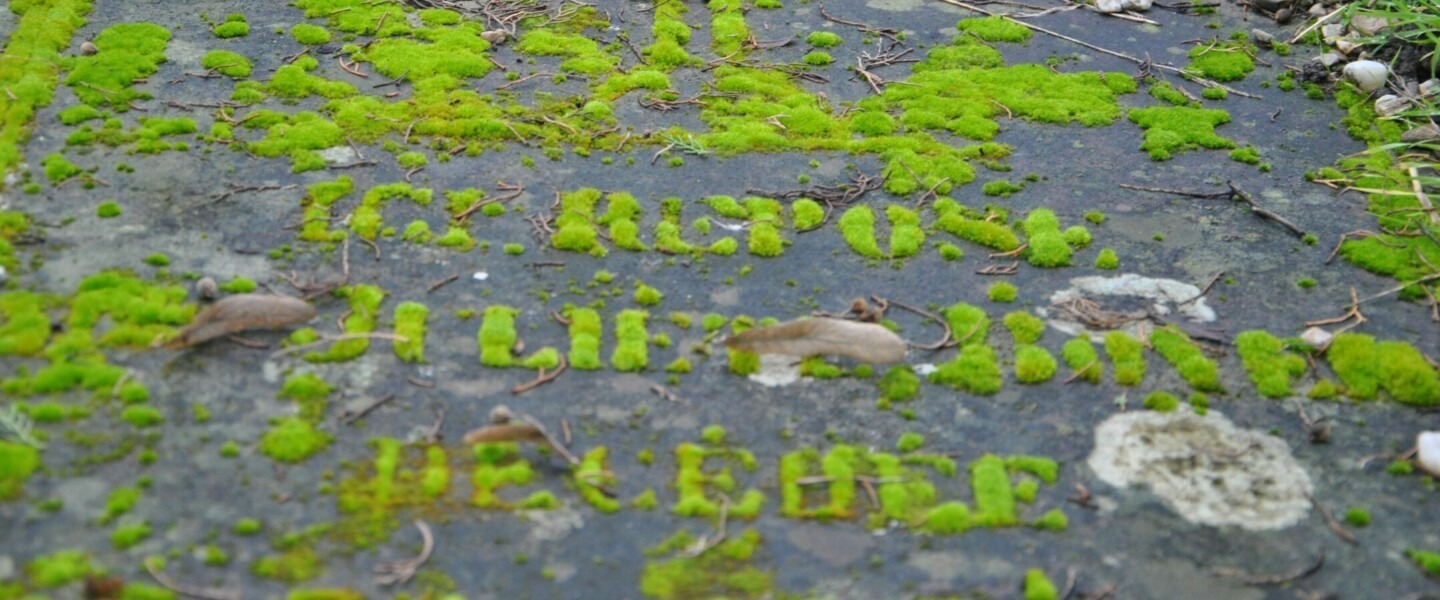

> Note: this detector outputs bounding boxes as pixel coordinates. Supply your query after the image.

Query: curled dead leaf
[162,294,317,349]
[462,422,545,445]
[723,317,907,364]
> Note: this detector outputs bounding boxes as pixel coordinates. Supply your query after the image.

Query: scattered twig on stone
[143,557,240,600]
[426,274,459,293]
[650,384,689,404]
[1212,552,1326,585]
[372,69,409,89]
[340,394,396,426]
[456,181,525,221]
[976,262,1019,275]
[375,520,434,586]
[877,297,952,350]
[512,355,568,394]
[271,332,410,359]
[209,181,297,204]
[1308,495,1359,545]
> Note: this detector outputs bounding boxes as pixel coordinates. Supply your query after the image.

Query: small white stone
[473,271,489,281]
[1317,52,1342,68]
[1334,38,1361,55]
[1375,94,1411,117]
[1343,60,1389,92]
[1300,326,1332,349]
[1418,432,1440,477]
[1095,0,1125,13]
[1123,0,1152,10]
[1421,78,1440,96]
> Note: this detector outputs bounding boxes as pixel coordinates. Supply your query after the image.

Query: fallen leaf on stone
[723,317,906,364]
[162,294,317,349]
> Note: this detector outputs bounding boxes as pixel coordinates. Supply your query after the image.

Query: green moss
[259,417,332,463]
[1061,338,1101,383]
[938,242,964,261]
[1230,145,1260,165]
[878,365,920,402]
[305,285,385,362]
[0,441,41,500]
[1388,460,1414,475]
[921,501,972,534]
[286,590,362,600]
[934,213,1020,251]
[233,518,263,535]
[1014,345,1058,384]
[434,226,476,251]
[1150,326,1221,392]
[122,583,177,600]
[1129,105,1235,160]
[393,301,428,363]
[806,31,842,48]
[1344,507,1371,527]
[1187,40,1255,82]
[896,432,925,452]
[567,307,603,370]
[1024,569,1059,600]
[111,521,151,549]
[982,179,1024,197]
[278,372,333,422]
[291,23,332,45]
[121,405,164,427]
[1094,248,1119,269]
[67,23,171,109]
[41,153,82,183]
[612,309,649,371]
[478,305,519,367]
[143,253,170,267]
[1406,548,1440,576]
[802,51,833,66]
[1003,311,1044,344]
[199,50,253,78]
[931,343,1002,395]
[1032,508,1068,531]
[253,546,323,583]
[635,282,664,306]
[26,550,93,588]
[1235,330,1306,398]
[1374,340,1440,405]
[213,21,249,38]
[1144,391,1180,412]
[640,529,772,599]
[969,454,1016,526]
[58,104,101,126]
[1105,331,1145,386]
[957,16,1032,43]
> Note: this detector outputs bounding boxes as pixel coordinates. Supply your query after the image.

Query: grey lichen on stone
[1087,410,1312,530]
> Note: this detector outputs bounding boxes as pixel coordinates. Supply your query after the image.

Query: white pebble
[1418,432,1440,477]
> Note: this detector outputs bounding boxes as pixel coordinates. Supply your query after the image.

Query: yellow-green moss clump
[552,188,606,256]
[392,301,428,363]
[478,305,519,367]
[1326,333,1440,405]
[213,13,249,38]
[611,309,649,372]
[1186,37,1255,82]
[1105,331,1145,385]
[1149,326,1221,392]
[1003,311,1044,344]
[0,440,41,500]
[1014,345,1057,384]
[1235,330,1306,398]
[306,285,385,362]
[957,16,1032,43]
[1062,338,1101,383]
[25,549,95,588]
[1128,105,1235,160]
[65,23,171,109]
[201,50,252,78]
[930,304,1001,394]
[291,23,332,45]
[1095,248,1119,269]
[806,31,842,48]
[1024,569,1059,600]
[634,282,664,306]
[279,372,333,423]
[259,417,332,463]
[878,365,920,403]
[0,0,93,172]
[1144,391,1180,412]
[640,528,773,600]
[566,306,603,370]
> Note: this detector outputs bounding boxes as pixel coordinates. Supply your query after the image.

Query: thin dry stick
[143,557,240,600]
[1354,272,1440,306]
[340,394,396,425]
[1064,360,1100,383]
[682,495,730,557]
[1307,495,1358,545]
[934,0,1257,98]
[425,274,459,293]
[878,297,952,350]
[512,355,569,394]
[1407,167,1440,225]
[1212,552,1326,585]
[375,520,434,586]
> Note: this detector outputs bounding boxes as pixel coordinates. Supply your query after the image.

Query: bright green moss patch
[1129,105,1235,160]
[1003,311,1044,344]
[878,365,920,403]
[110,521,151,549]
[306,285,385,362]
[1105,331,1145,385]
[957,16,1032,43]
[278,372,333,422]
[640,528,773,600]
[66,23,171,109]
[42,153,82,183]
[393,301,428,363]
[259,417,332,463]
[1024,569,1059,600]
[1150,326,1221,392]
[26,549,94,588]
[213,20,249,38]
[931,343,1002,394]
[1344,507,1371,527]
[1187,39,1255,82]
[1014,345,1057,383]
[982,179,1024,197]
[1327,333,1440,404]
[896,432,925,452]
[253,546,323,583]
[58,104,101,126]
[479,305,520,367]
[1094,248,1119,269]
[1062,338,1101,383]
[0,441,41,500]
[807,31,843,48]
[0,0,93,173]
[802,51,833,66]
[233,518,263,535]
[934,212,1020,251]
[612,309,649,372]
[120,405,164,427]
[1406,548,1440,576]
[291,23,332,45]
[634,282,664,306]
[1235,330,1306,398]
[201,50,252,78]
[1144,391,1180,412]
[552,188,606,255]
[567,307,603,370]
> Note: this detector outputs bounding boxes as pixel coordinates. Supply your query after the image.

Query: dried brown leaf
[462,423,546,446]
[163,294,317,349]
[723,317,906,364]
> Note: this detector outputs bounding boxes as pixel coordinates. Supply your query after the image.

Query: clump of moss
[478,305,520,367]
[291,23,332,45]
[878,365,920,403]
[67,23,172,109]
[259,417,332,463]
[97,201,122,218]
[1022,208,1072,268]
[1235,330,1306,398]
[1062,338,1101,383]
[634,282,664,306]
[957,16,1032,43]
[803,51,833,65]
[393,302,428,363]
[110,521,151,549]
[25,550,94,588]
[807,31,843,48]
[1003,311,1044,344]
[1129,105,1235,160]
[1094,248,1119,269]
[1326,334,1440,404]
[983,179,1024,197]
[305,285,386,362]
[1024,569,1059,600]
[0,441,41,500]
[1105,331,1145,385]
[1344,507,1371,527]
[1014,345,1057,383]
[1406,548,1440,576]
[989,282,1018,303]
[896,432,925,452]
[612,310,649,372]
[1187,39,1255,82]
[567,307,603,370]
[1144,391,1180,412]
[1150,326,1221,392]
[213,13,249,38]
[201,49,252,78]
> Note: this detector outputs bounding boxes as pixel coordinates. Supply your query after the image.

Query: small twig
[561,418,572,445]
[1177,270,1225,307]
[496,72,552,91]
[340,394,396,425]
[1212,552,1326,585]
[1307,495,1358,545]
[976,262,1019,275]
[407,376,435,388]
[271,332,410,359]
[426,274,459,293]
[878,297,952,350]
[512,355,568,394]
[374,520,434,586]
[650,384,689,404]
[372,69,409,89]
[143,557,240,600]
[988,243,1029,259]
[682,495,730,557]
